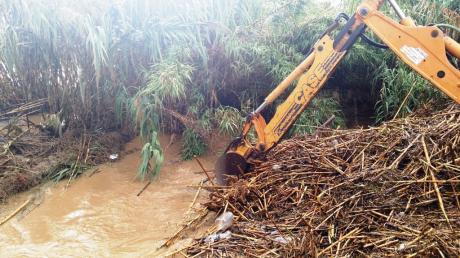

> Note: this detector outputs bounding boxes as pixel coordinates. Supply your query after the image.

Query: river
[0,135,222,257]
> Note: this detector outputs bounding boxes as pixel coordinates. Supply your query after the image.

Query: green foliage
[138,131,164,181]
[292,97,345,135]
[141,52,194,103]
[214,106,244,136]
[181,128,207,160]
[47,160,89,182]
[114,88,130,127]
[375,62,447,122]
[132,96,164,179]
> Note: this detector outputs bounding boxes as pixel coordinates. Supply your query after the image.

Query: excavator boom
[216,0,460,185]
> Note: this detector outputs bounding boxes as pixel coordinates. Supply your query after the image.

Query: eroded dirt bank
[0,114,129,201]
[0,135,221,257]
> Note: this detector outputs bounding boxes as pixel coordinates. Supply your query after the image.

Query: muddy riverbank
[0,114,129,201]
[0,135,223,257]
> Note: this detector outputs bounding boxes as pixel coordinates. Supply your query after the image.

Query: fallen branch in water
[194,156,215,186]
[137,181,152,197]
[0,198,31,226]
[161,209,209,249]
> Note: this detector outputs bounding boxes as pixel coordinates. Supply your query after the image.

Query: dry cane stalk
[422,136,452,230]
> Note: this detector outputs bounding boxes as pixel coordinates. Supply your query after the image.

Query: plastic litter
[272,164,283,171]
[273,236,292,244]
[204,230,232,243]
[215,211,234,232]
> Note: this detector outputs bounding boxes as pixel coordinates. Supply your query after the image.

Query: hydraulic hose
[435,23,460,35]
[333,12,389,49]
[360,32,389,49]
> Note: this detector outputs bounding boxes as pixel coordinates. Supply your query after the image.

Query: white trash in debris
[109,154,119,160]
[204,230,232,243]
[215,211,234,231]
[273,236,292,244]
[272,164,282,171]
[268,230,292,244]
[332,139,339,146]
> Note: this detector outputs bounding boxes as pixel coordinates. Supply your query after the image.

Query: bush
[181,128,207,160]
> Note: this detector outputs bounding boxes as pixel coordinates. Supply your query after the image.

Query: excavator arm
[215,0,460,185]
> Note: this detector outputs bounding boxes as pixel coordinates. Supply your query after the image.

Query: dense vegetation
[0,0,458,179]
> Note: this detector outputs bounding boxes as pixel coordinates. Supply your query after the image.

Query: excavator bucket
[215,152,248,185]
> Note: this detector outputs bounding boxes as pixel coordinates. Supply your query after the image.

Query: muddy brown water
[0,135,224,257]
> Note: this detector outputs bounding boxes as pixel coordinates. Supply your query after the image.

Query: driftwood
[195,157,215,186]
[137,181,152,197]
[0,198,31,226]
[187,104,460,257]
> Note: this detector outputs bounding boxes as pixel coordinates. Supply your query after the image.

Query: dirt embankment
[0,115,129,202]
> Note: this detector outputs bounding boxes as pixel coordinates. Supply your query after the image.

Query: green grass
[214,106,244,136]
[47,160,89,182]
[375,61,447,122]
[291,97,345,135]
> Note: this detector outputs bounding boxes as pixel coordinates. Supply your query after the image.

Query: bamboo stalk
[422,136,452,230]
[0,198,31,226]
[186,180,204,214]
[317,228,361,256]
[194,156,215,186]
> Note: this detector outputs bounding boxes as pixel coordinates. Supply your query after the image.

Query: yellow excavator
[215,0,460,184]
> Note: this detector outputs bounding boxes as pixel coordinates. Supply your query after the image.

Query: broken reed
[187,104,460,257]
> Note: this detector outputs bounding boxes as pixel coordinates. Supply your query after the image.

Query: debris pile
[188,104,460,257]
[0,113,127,201]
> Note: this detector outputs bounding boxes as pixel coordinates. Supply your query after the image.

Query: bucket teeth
[215,152,248,185]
